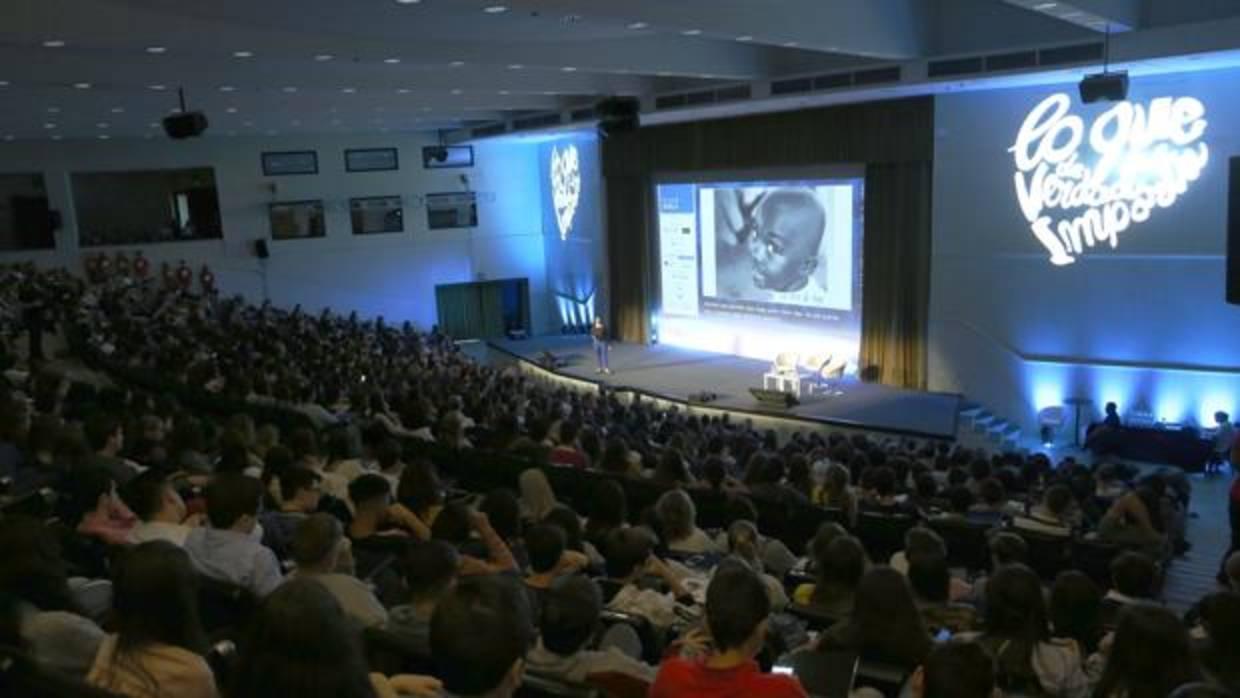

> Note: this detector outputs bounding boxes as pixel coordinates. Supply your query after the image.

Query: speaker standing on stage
[592,316,611,375]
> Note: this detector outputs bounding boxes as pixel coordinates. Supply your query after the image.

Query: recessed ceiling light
[484,5,508,13]
[627,21,649,30]
[341,87,356,93]
[397,88,411,93]
[243,121,254,127]
[169,107,182,114]
[395,0,420,4]
[561,66,577,72]
[0,81,8,87]
[74,82,92,89]
[146,46,166,54]
[1034,2,1058,9]
[782,41,799,47]
[507,63,523,70]
[47,106,60,113]
[2,135,13,141]
[681,29,702,36]
[98,134,110,140]
[43,39,66,48]
[737,35,754,42]
[149,84,167,90]
[282,86,298,92]
[232,50,253,58]
[384,57,401,64]
[96,122,109,128]
[498,89,510,95]
[43,123,57,129]
[290,119,301,126]
[543,90,556,95]
[225,107,238,113]
[315,54,333,61]
[451,88,462,95]
[51,135,62,141]
[450,60,465,67]
[219,85,236,92]
[149,122,160,128]
[110,107,124,113]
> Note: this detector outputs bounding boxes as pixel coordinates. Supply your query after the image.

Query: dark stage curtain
[861,161,932,389]
[602,96,934,389]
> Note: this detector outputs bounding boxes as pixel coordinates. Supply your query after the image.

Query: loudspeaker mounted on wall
[1227,156,1240,304]
[254,239,270,259]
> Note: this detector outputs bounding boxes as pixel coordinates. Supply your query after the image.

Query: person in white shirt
[655,489,720,555]
[287,513,387,629]
[123,471,197,547]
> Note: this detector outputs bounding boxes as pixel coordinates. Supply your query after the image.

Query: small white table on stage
[763,371,810,397]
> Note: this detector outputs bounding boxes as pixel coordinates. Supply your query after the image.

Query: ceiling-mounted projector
[163,88,209,139]
[1079,71,1129,104]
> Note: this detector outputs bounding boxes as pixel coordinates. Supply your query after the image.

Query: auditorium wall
[0,134,551,333]
[930,66,1240,435]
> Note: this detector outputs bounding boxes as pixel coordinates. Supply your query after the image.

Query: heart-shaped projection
[550,144,581,241]
[1010,92,1209,266]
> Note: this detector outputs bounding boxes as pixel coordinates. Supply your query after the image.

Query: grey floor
[490,336,962,439]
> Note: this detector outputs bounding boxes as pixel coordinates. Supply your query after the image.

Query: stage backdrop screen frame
[653,167,865,366]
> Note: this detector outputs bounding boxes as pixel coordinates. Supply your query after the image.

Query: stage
[486,336,962,440]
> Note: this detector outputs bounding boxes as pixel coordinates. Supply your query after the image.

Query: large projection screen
[654,168,865,365]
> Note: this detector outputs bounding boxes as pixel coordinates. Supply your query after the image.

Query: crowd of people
[0,262,1235,698]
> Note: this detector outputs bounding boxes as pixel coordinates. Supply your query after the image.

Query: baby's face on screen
[747,191,825,292]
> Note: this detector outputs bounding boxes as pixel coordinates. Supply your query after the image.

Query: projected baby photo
[709,186,836,309]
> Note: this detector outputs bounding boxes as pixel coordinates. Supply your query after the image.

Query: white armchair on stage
[763,352,811,397]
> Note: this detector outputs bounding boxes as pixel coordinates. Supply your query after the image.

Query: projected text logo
[1010,92,1208,265]
[550,144,581,240]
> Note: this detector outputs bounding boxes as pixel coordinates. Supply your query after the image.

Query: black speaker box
[1078,72,1129,104]
[1228,157,1240,304]
[163,111,209,139]
[749,388,799,408]
[254,239,270,259]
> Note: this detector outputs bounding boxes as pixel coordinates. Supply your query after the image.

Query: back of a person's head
[809,522,847,565]
[921,640,995,698]
[112,541,205,654]
[525,524,566,575]
[979,477,1006,506]
[1043,484,1074,516]
[290,513,342,568]
[706,562,770,653]
[850,566,925,641]
[908,552,951,603]
[727,519,760,563]
[655,489,696,542]
[540,575,601,656]
[347,473,391,511]
[988,532,1028,568]
[231,578,373,698]
[396,458,443,512]
[431,501,473,544]
[1098,604,1197,698]
[83,412,120,451]
[402,540,459,602]
[1111,551,1157,599]
[1049,571,1102,650]
[984,564,1047,641]
[121,470,171,522]
[278,466,322,503]
[0,516,74,613]
[542,506,585,552]
[587,480,627,528]
[1198,591,1240,656]
[819,535,866,590]
[904,527,946,558]
[431,575,530,697]
[205,473,263,529]
[480,488,522,542]
[602,527,654,579]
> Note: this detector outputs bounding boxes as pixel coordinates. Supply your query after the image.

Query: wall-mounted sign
[550,143,580,240]
[1010,92,1209,265]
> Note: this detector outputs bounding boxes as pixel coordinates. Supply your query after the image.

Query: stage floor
[487,336,961,440]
